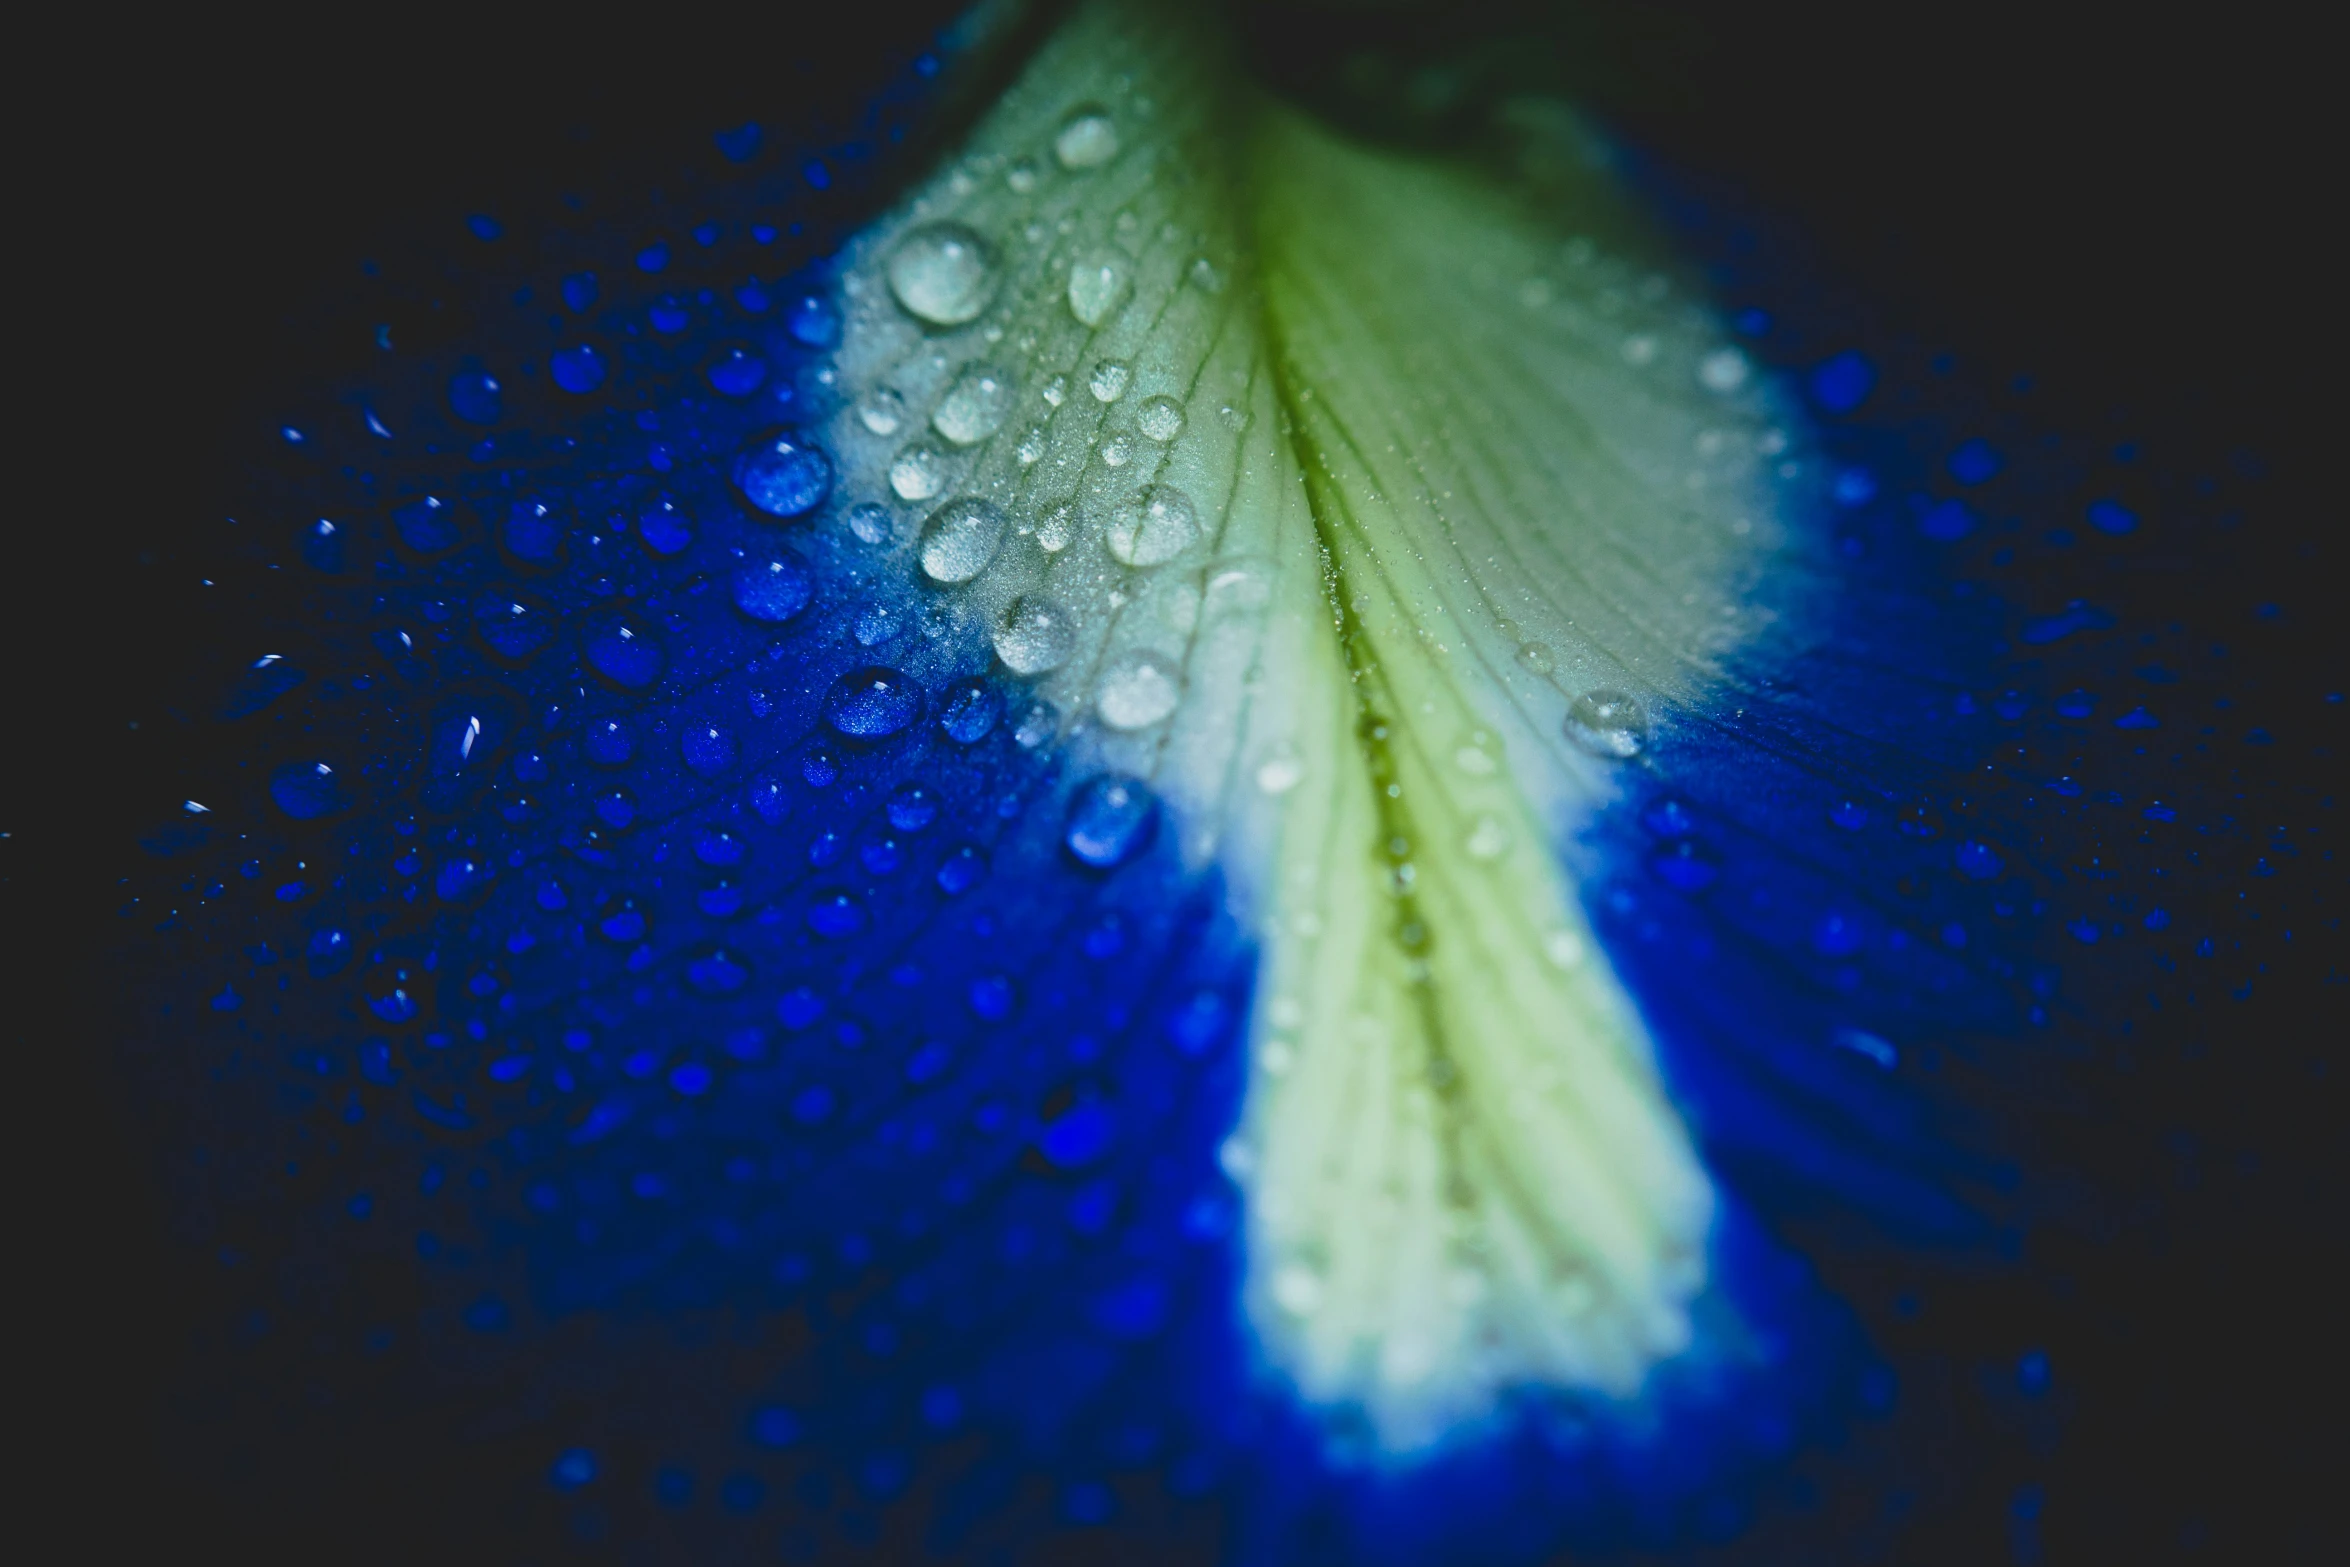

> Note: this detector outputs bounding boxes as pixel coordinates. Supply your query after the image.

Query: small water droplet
[1095,650,1181,729]
[1515,641,1555,675]
[932,364,1015,445]
[1035,501,1077,553]
[735,433,835,518]
[1255,747,1303,794]
[1053,106,1119,169]
[1064,774,1158,868]
[1463,814,1511,860]
[1088,360,1131,402]
[1068,254,1133,327]
[847,501,893,544]
[889,444,949,501]
[1563,690,1649,758]
[859,388,906,436]
[1014,700,1060,749]
[1621,334,1658,367]
[1041,374,1069,408]
[1187,257,1223,293]
[1099,432,1132,467]
[732,554,813,623]
[823,667,922,740]
[993,595,1076,674]
[1272,1263,1324,1316]
[888,222,996,326]
[1136,395,1186,442]
[938,679,1001,743]
[1006,158,1040,193]
[1544,929,1585,969]
[1106,488,1197,568]
[918,497,1008,583]
[1698,347,1750,392]
[1014,425,1049,465]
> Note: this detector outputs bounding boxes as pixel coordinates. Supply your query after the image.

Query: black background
[31,1,2342,1560]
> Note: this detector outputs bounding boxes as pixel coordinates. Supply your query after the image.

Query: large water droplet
[1106,487,1197,568]
[1137,395,1186,442]
[735,433,835,518]
[889,445,949,501]
[993,595,1076,674]
[823,667,921,740]
[732,554,813,623]
[918,498,1007,583]
[1068,253,1132,327]
[932,364,1014,445]
[1064,775,1158,869]
[887,223,996,326]
[1053,106,1119,169]
[1564,689,1650,758]
[1095,650,1182,729]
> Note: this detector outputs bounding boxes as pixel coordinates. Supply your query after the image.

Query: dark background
[31,1,2341,1559]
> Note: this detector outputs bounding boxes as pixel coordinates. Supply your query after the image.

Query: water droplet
[1035,501,1077,553]
[1068,254,1132,327]
[1006,158,1040,193]
[270,761,347,820]
[1464,814,1511,860]
[823,667,922,740]
[993,595,1076,674]
[1064,774,1158,869]
[859,388,906,436]
[1187,257,1223,293]
[1041,374,1069,408]
[1255,747,1303,794]
[1099,432,1132,467]
[1698,347,1750,393]
[1095,650,1181,729]
[846,501,893,544]
[1272,1263,1324,1316]
[932,364,1015,445]
[1014,425,1049,465]
[918,497,1008,583]
[732,554,813,623]
[1137,395,1185,442]
[1563,690,1649,758]
[1515,641,1555,675]
[887,223,996,327]
[889,445,949,502]
[708,345,768,397]
[735,433,835,518]
[583,610,662,690]
[1621,334,1659,367]
[448,367,501,424]
[1088,360,1130,402]
[1544,930,1585,969]
[1105,487,1197,567]
[475,597,552,661]
[550,344,606,394]
[938,679,1001,743]
[1053,106,1119,169]
[1013,700,1060,749]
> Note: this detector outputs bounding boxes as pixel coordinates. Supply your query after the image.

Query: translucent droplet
[993,595,1076,675]
[859,388,906,436]
[1096,651,1181,730]
[732,554,813,623]
[1698,347,1750,393]
[1006,158,1040,193]
[932,364,1015,445]
[1014,699,1060,750]
[734,434,835,518]
[1014,425,1049,465]
[1053,106,1119,169]
[938,679,1001,743]
[1099,432,1132,467]
[1136,395,1185,442]
[1454,737,1498,775]
[1064,774,1158,869]
[1621,334,1659,367]
[846,501,893,544]
[918,497,1008,583]
[889,444,949,501]
[1068,254,1133,327]
[1035,501,1077,553]
[1105,487,1197,568]
[887,222,996,327]
[1088,360,1131,402]
[1563,689,1650,758]
[1463,814,1511,860]
[1516,641,1555,675]
[1255,747,1304,795]
[1187,257,1223,294]
[823,667,921,740]
[1272,1263,1324,1317]
[1041,374,1069,408]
